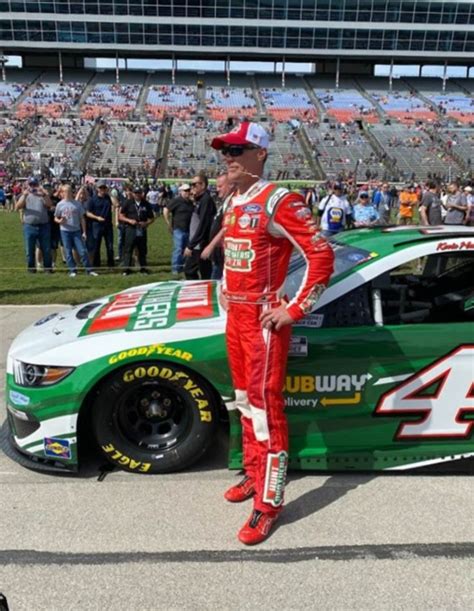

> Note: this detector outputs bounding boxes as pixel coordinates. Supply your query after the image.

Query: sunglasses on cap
[220,144,260,157]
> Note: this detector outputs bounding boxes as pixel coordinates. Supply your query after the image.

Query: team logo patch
[238,214,251,229]
[242,204,262,213]
[263,451,288,507]
[44,437,71,459]
[224,239,256,271]
[9,390,30,407]
[295,207,312,220]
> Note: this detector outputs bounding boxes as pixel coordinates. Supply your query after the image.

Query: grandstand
[0,2,472,183]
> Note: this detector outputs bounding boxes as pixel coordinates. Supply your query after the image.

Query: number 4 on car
[4,226,474,474]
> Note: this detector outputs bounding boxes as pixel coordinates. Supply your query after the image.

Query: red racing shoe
[238,510,279,545]
[224,475,255,503]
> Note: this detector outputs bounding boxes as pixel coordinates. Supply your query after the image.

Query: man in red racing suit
[211,122,334,545]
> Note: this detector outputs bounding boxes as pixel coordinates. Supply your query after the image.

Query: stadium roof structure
[0,1,473,69]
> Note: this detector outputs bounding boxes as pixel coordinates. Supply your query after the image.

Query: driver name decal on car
[436,240,474,252]
[375,345,474,440]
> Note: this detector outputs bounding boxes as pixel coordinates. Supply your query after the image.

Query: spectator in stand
[164,183,194,277]
[15,178,53,273]
[419,181,443,226]
[397,184,418,226]
[86,181,115,268]
[183,174,216,280]
[119,186,155,275]
[352,191,379,227]
[201,172,233,280]
[464,186,474,227]
[55,184,98,277]
[316,182,352,236]
[444,182,468,226]
[0,184,5,210]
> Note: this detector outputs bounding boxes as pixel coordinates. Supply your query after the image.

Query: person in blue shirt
[353,192,380,227]
[85,181,115,268]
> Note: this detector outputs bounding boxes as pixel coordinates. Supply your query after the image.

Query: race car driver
[211,122,334,545]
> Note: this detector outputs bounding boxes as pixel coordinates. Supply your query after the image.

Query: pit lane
[0,306,472,610]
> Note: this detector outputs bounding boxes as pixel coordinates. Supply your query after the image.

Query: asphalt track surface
[0,306,472,610]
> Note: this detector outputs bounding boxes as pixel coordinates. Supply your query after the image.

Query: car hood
[7,280,226,368]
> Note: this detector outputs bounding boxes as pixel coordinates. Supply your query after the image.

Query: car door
[285,246,474,471]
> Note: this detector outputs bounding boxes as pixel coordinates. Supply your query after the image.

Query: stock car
[4,226,474,475]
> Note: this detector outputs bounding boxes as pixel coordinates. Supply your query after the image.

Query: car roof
[332,226,474,258]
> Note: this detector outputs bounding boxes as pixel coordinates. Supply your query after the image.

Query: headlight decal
[13,361,75,387]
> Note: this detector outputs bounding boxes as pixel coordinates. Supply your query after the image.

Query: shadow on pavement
[280,474,377,527]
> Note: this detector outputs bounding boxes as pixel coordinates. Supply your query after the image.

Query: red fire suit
[223,181,334,515]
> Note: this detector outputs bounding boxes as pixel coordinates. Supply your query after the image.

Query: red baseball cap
[211,122,270,150]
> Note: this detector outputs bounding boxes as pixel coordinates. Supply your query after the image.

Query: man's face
[382,184,389,192]
[220,144,265,186]
[448,183,457,194]
[133,191,143,202]
[216,175,232,199]
[191,177,206,198]
[180,188,191,199]
[98,186,108,197]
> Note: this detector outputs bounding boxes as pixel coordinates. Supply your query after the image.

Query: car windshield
[285,240,372,299]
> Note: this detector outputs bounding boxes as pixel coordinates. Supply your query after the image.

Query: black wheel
[92,362,217,474]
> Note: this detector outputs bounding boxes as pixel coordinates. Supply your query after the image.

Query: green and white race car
[4,226,474,474]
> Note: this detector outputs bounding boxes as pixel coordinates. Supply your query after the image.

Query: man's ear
[257,148,268,163]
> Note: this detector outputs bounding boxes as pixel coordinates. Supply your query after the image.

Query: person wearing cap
[316,182,353,235]
[15,178,53,273]
[54,184,98,277]
[211,121,334,545]
[118,186,155,275]
[85,181,115,268]
[164,183,194,277]
[183,173,216,280]
[352,191,380,228]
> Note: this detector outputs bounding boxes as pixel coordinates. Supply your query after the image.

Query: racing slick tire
[92,362,218,474]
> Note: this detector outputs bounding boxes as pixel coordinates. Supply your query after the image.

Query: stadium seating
[439,128,474,165]
[16,82,85,118]
[11,118,94,178]
[306,122,388,181]
[369,123,464,181]
[205,87,257,120]
[315,89,379,124]
[264,122,312,180]
[145,85,197,120]
[166,119,222,178]
[260,88,317,121]
[425,94,474,124]
[87,120,161,178]
[0,118,21,153]
[0,83,28,110]
[81,84,141,119]
[369,91,437,124]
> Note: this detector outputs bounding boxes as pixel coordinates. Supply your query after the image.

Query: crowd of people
[3,171,473,277]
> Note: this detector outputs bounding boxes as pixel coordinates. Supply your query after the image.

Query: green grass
[0,212,175,305]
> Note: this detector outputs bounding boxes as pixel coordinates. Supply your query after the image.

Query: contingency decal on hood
[80,282,219,336]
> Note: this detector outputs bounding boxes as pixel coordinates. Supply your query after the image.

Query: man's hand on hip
[260,304,294,331]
